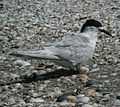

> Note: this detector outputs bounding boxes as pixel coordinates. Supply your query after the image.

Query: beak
[98,27,112,36]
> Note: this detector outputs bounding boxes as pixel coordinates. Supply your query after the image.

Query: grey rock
[30,98,44,103]
[82,104,93,107]
[114,100,120,106]
[14,59,31,67]
[8,97,16,105]
[0,36,8,41]
[77,95,90,104]
[59,101,76,107]
[85,79,97,87]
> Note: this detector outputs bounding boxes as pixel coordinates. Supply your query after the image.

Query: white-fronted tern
[10,19,112,71]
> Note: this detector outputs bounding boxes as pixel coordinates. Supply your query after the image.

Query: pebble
[92,64,98,68]
[59,101,76,107]
[0,56,7,60]
[10,73,19,79]
[77,95,90,104]
[54,87,62,95]
[15,83,23,89]
[100,75,108,78]
[92,103,99,107]
[14,59,31,67]
[116,93,120,100]
[95,92,103,97]
[79,74,89,83]
[71,75,77,79]
[32,93,39,97]
[82,104,93,107]
[56,95,67,102]
[57,94,90,105]
[110,73,117,76]
[80,66,89,73]
[117,15,120,19]
[8,97,16,104]
[57,95,77,103]
[85,80,96,87]
[114,100,120,106]
[30,98,44,103]
[18,99,26,105]
[67,95,77,103]
[0,36,8,41]
[102,97,109,102]
[86,89,96,97]
[90,68,100,72]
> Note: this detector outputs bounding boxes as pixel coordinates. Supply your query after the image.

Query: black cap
[80,19,102,32]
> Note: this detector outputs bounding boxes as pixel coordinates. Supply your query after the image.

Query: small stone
[86,89,96,97]
[14,60,31,67]
[82,104,93,107]
[30,98,44,103]
[77,95,90,104]
[32,93,39,97]
[72,75,77,79]
[54,87,62,95]
[114,100,120,106]
[85,80,97,87]
[102,92,111,96]
[77,94,85,98]
[92,103,99,107]
[18,99,26,105]
[102,97,109,102]
[0,3,4,9]
[79,74,89,83]
[10,73,19,79]
[8,97,16,104]
[61,29,67,33]
[90,68,100,72]
[15,83,23,89]
[80,66,89,73]
[0,56,7,60]
[67,95,77,103]
[110,73,117,76]
[95,92,103,97]
[100,75,108,78]
[59,101,76,107]
[92,64,98,68]
[117,15,120,19]
[0,36,8,41]
[116,93,120,100]
[95,85,104,92]
[56,95,67,102]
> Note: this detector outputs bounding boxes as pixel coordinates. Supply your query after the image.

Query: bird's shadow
[0,68,80,86]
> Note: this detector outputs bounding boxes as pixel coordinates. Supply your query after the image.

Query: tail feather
[10,49,59,60]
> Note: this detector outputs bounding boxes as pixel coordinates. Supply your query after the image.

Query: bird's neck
[81,30,98,49]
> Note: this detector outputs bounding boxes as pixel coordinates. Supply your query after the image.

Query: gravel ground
[0,0,120,107]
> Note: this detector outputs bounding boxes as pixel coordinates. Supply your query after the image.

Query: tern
[10,19,112,71]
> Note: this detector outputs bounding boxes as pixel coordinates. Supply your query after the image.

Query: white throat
[83,26,98,41]
[82,27,98,49]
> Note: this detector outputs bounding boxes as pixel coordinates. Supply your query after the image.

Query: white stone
[14,59,31,67]
[30,98,44,103]
[114,100,120,106]
[77,96,90,104]
[82,104,93,107]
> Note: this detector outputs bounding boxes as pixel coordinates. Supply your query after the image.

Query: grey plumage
[10,19,112,71]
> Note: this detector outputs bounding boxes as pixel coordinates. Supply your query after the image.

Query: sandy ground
[0,0,120,106]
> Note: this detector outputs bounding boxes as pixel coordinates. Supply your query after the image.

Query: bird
[10,19,112,71]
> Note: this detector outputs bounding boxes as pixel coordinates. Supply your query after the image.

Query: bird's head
[80,19,112,36]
